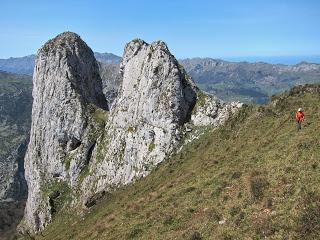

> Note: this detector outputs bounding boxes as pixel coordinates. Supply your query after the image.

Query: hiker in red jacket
[295,108,305,130]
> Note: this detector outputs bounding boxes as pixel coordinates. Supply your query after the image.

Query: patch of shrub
[148,143,155,152]
[231,171,242,179]
[249,171,269,202]
[207,208,222,222]
[127,225,143,239]
[190,231,202,240]
[253,216,278,238]
[163,215,174,225]
[185,186,196,193]
[229,206,241,217]
[296,192,320,239]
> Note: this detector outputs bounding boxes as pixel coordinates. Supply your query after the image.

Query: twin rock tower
[21,32,241,233]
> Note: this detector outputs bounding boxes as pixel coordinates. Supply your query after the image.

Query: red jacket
[296,111,305,121]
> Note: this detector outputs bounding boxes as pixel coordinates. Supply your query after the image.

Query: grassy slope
[28,84,320,240]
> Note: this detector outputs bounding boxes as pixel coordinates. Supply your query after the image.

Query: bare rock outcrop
[191,92,243,126]
[98,62,122,108]
[81,39,198,200]
[21,32,108,232]
[21,34,242,234]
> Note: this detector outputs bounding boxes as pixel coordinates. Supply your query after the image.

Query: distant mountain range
[0,55,35,75]
[0,52,122,75]
[180,58,320,103]
[223,55,320,65]
[94,52,122,65]
[1,54,320,103]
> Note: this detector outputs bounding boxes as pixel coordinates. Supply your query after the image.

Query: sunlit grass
[26,84,320,240]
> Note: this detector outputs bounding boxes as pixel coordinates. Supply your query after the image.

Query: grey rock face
[0,141,28,201]
[0,71,31,202]
[98,62,122,108]
[0,70,31,236]
[22,32,108,232]
[81,39,198,201]
[191,92,243,126]
[22,34,242,234]
[0,142,28,238]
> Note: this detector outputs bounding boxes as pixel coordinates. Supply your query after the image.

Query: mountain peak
[20,33,241,234]
[47,31,81,43]
[21,31,108,232]
[39,31,88,55]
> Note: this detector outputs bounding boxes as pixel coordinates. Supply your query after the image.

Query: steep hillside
[0,70,32,200]
[181,58,320,103]
[25,84,320,240]
[0,71,32,239]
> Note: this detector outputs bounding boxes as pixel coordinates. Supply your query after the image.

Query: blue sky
[0,0,319,60]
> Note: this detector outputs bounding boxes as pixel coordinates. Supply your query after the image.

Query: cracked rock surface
[22,32,108,232]
[21,33,242,233]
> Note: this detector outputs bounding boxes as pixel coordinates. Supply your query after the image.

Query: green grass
[40,180,72,217]
[92,108,108,126]
[148,143,156,152]
[25,84,320,240]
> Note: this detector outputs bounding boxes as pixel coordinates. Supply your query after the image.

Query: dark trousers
[296,120,302,130]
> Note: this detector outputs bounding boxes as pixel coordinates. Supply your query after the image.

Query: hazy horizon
[2,52,320,65]
[1,0,319,60]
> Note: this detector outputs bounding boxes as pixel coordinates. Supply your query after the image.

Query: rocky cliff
[21,32,108,232]
[0,71,31,201]
[21,33,241,234]
[80,39,198,202]
[0,71,31,238]
[98,62,122,108]
[29,83,320,240]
